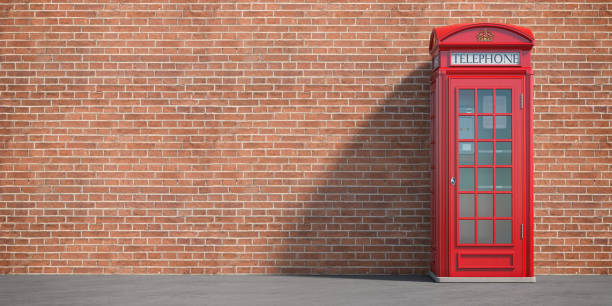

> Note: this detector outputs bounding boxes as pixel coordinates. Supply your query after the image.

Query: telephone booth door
[449,77,524,277]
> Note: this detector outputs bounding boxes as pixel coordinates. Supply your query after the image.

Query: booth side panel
[526,72,534,277]
[429,77,436,274]
[429,71,448,276]
[430,75,440,275]
[441,72,450,276]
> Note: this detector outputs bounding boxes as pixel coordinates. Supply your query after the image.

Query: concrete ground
[0,275,610,306]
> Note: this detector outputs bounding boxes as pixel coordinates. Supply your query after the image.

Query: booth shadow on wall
[273,62,432,275]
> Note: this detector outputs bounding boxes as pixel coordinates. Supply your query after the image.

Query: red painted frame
[448,76,524,277]
[429,23,534,278]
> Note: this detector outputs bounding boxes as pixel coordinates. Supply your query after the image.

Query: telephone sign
[451,52,520,66]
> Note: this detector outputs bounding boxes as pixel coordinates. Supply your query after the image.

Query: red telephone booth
[429,23,535,282]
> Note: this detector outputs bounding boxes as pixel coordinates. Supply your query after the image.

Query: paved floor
[0,275,611,306]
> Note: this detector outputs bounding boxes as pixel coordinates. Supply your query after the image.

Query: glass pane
[496,194,512,217]
[459,89,475,113]
[478,220,493,244]
[496,89,512,113]
[496,142,512,165]
[496,168,512,191]
[477,89,493,113]
[459,220,475,244]
[496,220,512,244]
[459,116,475,139]
[458,168,475,191]
[459,194,475,217]
[477,168,493,191]
[477,194,494,217]
[477,116,493,139]
[496,116,512,139]
[477,142,493,165]
[459,142,475,165]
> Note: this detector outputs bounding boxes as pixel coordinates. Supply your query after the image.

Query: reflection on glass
[496,116,512,139]
[459,89,475,113]
[496,89,512,113]
[496,168,512,191]
[478,220,493,244]
[496,194,512,217]
[496,142,512,165]
[459,116,475,139]
[459,168,475,191]
[459,194,475,217]
[478,168,493,191]
[478,116,493,139]
[478,142,493,165]
[459,220,475,244]
[459,142,475,165]
[478,89,493,113]
[478,194,494,217]
[496,220,512,244]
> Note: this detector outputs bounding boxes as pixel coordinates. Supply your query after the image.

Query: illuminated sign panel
[451,52,520,66]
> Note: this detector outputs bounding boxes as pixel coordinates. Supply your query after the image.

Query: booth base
[428,271,536,283]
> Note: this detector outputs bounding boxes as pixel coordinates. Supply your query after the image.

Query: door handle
[450,177,456,186]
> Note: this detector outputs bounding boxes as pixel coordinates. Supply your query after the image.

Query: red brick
[0,1,608,276]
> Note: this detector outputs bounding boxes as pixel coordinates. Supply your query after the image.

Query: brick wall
[0,1,610,274]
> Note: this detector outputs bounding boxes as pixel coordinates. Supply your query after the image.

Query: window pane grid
[457,220,513,245]
[458,191,511,194]
[457,165,512,168]
[459,112,511,115]
[458,217,512,220]
[456,139,512,142]
[456,87,513,245]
